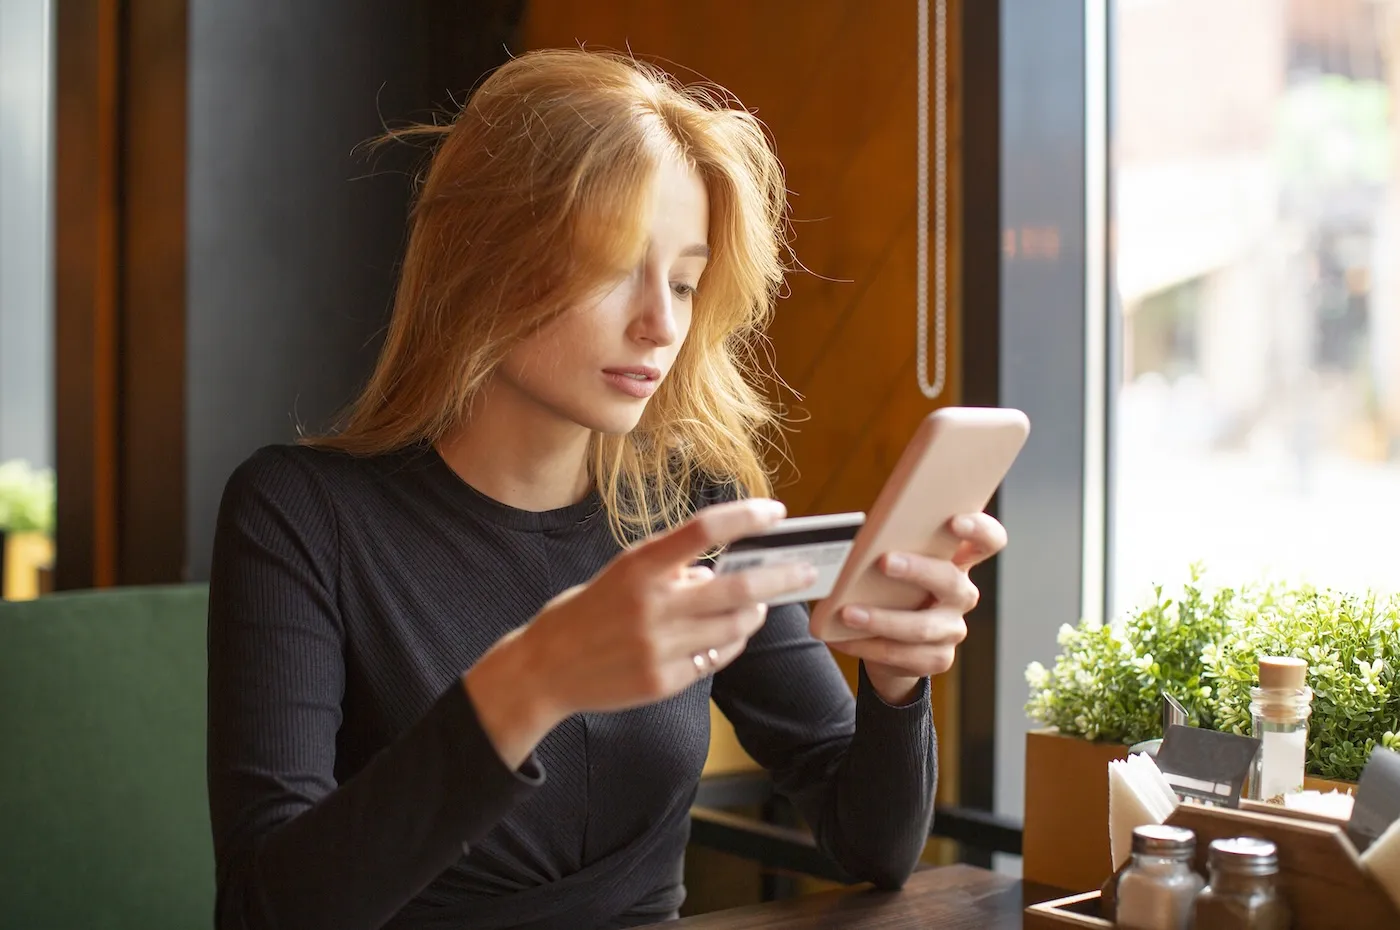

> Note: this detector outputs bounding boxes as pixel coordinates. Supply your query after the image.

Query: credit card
[712,512,866,606]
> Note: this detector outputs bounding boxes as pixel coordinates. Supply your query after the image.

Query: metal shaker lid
[1208,836,1280,876]
[1132,824,1196,859]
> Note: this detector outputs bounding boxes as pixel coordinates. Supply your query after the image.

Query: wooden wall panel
[54,0,122,590]
[522,0,962,511]
[55,0,188,588]
[121,0,188,584]
[521,0,965,810]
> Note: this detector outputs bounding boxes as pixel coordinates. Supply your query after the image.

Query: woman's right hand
[464,498,816,768]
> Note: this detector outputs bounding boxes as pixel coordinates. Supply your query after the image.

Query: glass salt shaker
[1247,656,1312,803]
[1191,837,1291,930]
[1116,824,1205,930]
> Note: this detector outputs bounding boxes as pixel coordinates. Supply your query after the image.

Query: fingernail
[756,499,787,521]
[885,554,908,577]
[952,515,975,535]
[800,563,818,584]
[844,606,870,628]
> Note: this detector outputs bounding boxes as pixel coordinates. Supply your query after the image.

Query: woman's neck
[436,382,593,513]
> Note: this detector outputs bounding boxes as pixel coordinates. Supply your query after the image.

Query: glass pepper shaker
[1116,824,1205,930]
[1192,837,1291,930]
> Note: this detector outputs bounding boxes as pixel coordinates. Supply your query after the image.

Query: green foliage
[0,459,55,535]
[1027,568,1400,781]
[1202,587,1400,781]
[1025,567,1235,744]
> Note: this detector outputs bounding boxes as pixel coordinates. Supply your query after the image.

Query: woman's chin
[576,402,649,436]
[586,415,647,436]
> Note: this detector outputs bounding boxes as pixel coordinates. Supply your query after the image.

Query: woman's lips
[602,367,660,399]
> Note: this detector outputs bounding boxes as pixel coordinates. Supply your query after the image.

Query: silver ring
[693,648,721,677]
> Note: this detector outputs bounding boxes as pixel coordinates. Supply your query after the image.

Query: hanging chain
[916,0,948,399]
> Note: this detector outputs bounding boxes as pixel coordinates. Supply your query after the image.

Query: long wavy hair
[307,48,791,543]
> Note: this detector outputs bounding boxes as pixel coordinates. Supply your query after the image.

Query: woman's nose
[632,280,679,347]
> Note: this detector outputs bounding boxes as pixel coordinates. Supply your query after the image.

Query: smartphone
[712,511,866,607]
[807,406,1030,643]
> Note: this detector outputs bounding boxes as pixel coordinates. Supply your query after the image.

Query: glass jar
[1247,656,1312,803]
[1116,824,1205,930]
[1192,837,1290,930]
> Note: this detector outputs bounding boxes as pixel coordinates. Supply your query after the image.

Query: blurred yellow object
[3,532,54,601]
[702,701,758,776]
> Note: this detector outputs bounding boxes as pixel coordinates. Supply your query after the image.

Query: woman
[206,48,1006,930]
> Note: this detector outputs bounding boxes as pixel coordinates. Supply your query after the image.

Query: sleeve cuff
[855,661,931,718]
[436,682,546,822]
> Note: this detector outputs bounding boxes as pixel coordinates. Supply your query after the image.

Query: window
[1112,0,1400,613]
[0,0,54,477]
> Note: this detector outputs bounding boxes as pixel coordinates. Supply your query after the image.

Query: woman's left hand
[829,512,1008,704]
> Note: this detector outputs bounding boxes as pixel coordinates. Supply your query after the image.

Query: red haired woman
[207,48,1006,930]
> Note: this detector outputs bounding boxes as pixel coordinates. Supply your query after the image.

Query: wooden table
[648,865,1059,929]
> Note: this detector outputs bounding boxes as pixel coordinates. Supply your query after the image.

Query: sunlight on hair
[307,48,798,544]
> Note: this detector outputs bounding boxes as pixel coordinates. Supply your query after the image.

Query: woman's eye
[671,282,697,299]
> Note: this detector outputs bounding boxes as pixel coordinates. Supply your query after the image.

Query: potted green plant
[1021,569,1400,891]
[0,459,56,597]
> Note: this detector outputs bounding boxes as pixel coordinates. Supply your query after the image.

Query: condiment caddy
[1024,800,1400,929]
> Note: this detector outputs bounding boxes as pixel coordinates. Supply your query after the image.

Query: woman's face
[494,156,710,436]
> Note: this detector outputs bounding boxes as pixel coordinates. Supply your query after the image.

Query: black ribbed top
[205,444,937,930]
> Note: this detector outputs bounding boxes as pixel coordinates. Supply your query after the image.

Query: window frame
[956,0,1111,868]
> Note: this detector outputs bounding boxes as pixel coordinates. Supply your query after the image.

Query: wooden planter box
[1023,728,1356,894]
[1023,728,1131,892]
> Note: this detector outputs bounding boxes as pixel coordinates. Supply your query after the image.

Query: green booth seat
[0,584,214,929]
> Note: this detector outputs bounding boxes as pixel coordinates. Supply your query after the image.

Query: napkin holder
[1024,801,1399,929]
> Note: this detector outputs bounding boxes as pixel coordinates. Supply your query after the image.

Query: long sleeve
[206,447,542,930]
[708,603,937,889]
